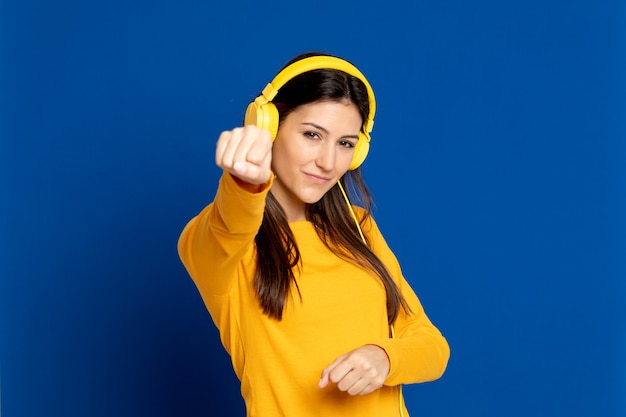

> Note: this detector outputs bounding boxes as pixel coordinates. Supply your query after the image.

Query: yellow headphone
[244,55,376,170]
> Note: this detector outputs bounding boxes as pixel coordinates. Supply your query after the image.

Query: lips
[304,172,331,184]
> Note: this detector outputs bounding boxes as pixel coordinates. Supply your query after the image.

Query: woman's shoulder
[351,206,384,241]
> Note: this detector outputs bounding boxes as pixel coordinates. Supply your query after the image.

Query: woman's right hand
[216,125,273,185]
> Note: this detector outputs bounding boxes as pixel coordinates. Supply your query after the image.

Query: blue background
[1,0,624,416]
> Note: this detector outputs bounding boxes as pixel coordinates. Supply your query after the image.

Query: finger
[335,369,361,393]
[345,368,384,396]
[318,372,329,389]
[215,127,272,184]
[235,161,271,184]
[336,366,384,396]
[323,346,389,395]
[345,376,371,396]
[229,126,261,167]
[319,353,348,388]
[215,130,234,168]
[244,128,272,166]
[217,127,249,170]
[327,357,356,385]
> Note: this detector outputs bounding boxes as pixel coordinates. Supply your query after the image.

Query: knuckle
[217,131,230,145]
[350,352,364,363]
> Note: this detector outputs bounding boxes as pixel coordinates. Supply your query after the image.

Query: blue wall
[1,0,624,416]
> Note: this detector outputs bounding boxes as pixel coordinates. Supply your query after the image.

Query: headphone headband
[259,56,376,134]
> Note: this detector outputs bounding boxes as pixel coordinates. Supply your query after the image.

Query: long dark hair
[254,52,412,323]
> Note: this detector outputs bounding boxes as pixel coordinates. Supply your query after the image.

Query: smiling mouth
[304,172,331,184]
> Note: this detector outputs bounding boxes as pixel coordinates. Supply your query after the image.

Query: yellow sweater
[178,172,450,417]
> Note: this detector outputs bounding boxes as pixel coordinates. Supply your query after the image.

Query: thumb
[232,161,270,185]
[318,353,345,389]
[233,161,248,176]
[318,370,330,388]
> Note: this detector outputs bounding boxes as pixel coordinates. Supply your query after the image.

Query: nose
[315,142,336,171]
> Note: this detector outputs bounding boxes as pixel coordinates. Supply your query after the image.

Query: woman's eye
[339,140,355,149]
[304,131,320,139]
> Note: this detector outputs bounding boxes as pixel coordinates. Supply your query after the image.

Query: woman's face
[270,99,362,222]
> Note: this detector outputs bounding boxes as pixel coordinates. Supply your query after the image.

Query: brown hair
[253,53,411,323]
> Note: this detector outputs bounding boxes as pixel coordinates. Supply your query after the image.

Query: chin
[301,197,323,205]
[293,185,327,204]
[299,193,326,205]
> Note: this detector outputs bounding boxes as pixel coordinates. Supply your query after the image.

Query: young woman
[178,52,450,416]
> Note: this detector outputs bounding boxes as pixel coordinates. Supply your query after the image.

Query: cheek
[337,149,355,171]
[271,143,298,174]
[274,140,308,165]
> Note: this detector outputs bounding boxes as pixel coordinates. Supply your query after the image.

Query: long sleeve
[364,217,450,386]
[177,189,448,416]
[177,172,273,296]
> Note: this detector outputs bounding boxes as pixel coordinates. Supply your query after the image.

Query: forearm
[178,172,272,295]
[375,323,449,386]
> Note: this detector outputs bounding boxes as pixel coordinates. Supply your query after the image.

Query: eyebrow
[301,122,360,140]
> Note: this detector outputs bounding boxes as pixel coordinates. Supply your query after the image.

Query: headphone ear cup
[349,132,370,170]
[244,99,280,140]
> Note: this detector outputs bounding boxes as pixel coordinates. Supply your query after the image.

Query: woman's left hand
[318,345,390,395]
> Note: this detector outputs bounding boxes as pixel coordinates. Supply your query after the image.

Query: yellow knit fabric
[178,172,449,417]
